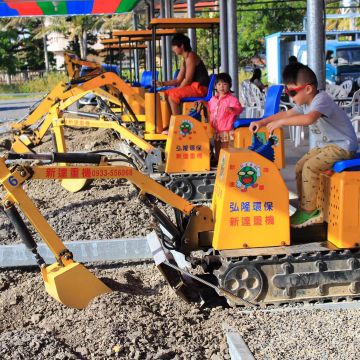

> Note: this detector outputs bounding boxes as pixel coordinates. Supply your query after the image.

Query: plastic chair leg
[294,126,301,148]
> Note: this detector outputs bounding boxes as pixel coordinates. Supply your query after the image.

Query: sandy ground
[1,127,360,359]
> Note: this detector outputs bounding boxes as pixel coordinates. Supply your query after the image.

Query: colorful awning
[0,0,141,17]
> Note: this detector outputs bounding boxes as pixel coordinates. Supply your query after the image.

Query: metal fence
[0,70,48,84]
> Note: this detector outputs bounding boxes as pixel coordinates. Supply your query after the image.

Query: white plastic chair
[278,96,303,144]
[249,83,264,106]
[351,117,360,140]
[340,80,353,97]
[293,126,305,147]
[238,86,247,107]
[239,81,251,107]
[248,82,265,117]
[280,97,295,111]
[339,89,360,117]
[240,80,263,117]
[239,81,253,116]
[326,83,348,99]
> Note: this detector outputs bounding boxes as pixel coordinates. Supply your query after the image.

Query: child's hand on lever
[266,120,283,134]
[249,121,261,133]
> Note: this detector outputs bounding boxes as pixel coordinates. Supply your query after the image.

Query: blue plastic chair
[333,153,360,172]
[154,69,182,92]
[233,85,284,129]
[138,70,158,89]
[173,69,180,79]
[181,74,216,103]
[102,64,120,76]
[80,64,119,77]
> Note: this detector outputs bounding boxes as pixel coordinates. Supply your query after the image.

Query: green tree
[195,12,219,70]
[2,18,55,72]
[237,1,306,64]
[0,28,19,83]
[96,13,132,32]
[19,19,52,71]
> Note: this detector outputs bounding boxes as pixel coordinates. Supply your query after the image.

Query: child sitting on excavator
[208,73,243,162]
[249,63,358,228]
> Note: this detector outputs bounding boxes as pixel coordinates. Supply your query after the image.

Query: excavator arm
[2,151,213,256]
[0,152,252,309]
[11,82,67,131]
[11,88,121,149]
[10,94,162,176]
[10,72,144,136]
[64,52,103,80]
[0,152,213,308]
[64,72,145,108]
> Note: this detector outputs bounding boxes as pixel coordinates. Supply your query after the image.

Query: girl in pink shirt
[208,73,243,161]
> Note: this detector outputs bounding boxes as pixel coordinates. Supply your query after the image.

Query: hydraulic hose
[7,152,103,164]
[4,204,45,267]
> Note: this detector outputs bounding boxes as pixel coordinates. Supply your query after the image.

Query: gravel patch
[1,264,360,359]
[0,127,174,245]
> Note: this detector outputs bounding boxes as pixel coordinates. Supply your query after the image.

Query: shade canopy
[0,0,141,17]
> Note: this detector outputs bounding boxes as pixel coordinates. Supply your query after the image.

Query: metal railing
[0,70,64,84]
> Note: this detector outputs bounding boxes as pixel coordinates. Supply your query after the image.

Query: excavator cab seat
[233,85,284,128]
[181,74,216,103]
[79,64,119,78]
[332,153,360,172]
[316,153,360,249]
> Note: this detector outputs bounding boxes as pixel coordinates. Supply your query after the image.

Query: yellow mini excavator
[2,135,360,308]
[9,71,144,137]
[6,88,285,202]
[64,52,105,81]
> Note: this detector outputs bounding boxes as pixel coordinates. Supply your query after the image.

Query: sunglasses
[285,84,309,97]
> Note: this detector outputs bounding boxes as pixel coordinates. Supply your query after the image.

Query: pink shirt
[208,92,243,132]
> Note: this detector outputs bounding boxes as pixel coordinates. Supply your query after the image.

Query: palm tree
[1,12,135,78]
[34,16,99,59]
[95,13,133,33]
[35,13,133,60]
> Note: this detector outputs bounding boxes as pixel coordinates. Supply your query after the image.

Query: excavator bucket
[61,179,91,193]
[42,261,112,309]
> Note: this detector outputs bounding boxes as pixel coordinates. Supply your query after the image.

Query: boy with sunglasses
[249,63,358,228]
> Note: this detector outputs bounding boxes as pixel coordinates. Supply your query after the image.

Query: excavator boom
[0,152,213,308]
[64,52,103,80]
[10,72,144,136]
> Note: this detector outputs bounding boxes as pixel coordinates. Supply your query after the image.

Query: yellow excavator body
[3,145,360,307]
[165,115,211,173]
[212,148,290,250]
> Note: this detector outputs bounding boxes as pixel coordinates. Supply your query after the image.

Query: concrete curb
[225,327,255,360]
[0,237,151,267]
